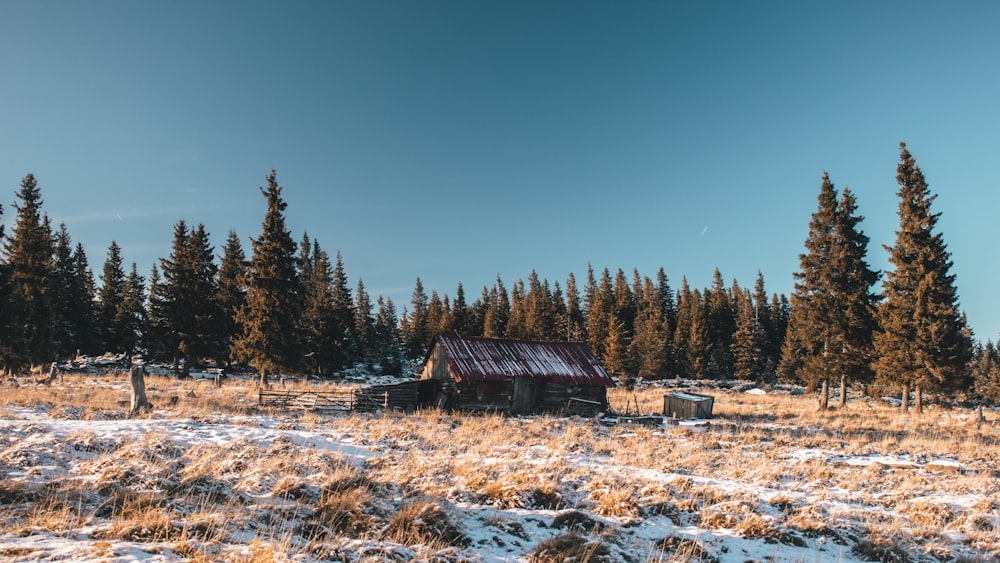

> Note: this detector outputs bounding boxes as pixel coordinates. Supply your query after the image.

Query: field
[1,372,998,562]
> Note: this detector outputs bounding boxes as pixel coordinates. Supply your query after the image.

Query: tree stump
[129,366,153,417]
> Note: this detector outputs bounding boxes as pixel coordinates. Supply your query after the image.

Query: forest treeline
[2,143,999,407]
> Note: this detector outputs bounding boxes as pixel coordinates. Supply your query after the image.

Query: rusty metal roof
[428,335,615,387]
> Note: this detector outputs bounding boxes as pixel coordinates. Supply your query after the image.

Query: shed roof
[427,335,615,387]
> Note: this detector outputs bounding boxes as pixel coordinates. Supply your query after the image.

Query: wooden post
[129,366,152,417]
[839,374,847,409]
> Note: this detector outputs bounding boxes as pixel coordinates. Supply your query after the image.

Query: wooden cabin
[421,335,614,416]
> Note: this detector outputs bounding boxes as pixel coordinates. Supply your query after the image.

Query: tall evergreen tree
[1,174,55,369]
[68,243,98,356]
[51,224,80,359]
[217,230,247,368]
[655,268,677,376]
[118,263,147,356]
[151,222,224,375]
[328,250,357,370]
[401,277,430,359]
[300,242,337,375]
[373,296,404,375]
[629,275,670,379]
[779,173,880,408]
[564,272,586,342]
[97,241,127,354]
[449,282,469,335]
[482,276,510,338]
[586,268,613,362]
[354,279,375,367]
[234,170,302,386]
[731,288,768,382]
[873,143,973,412]
[705,269,735,378]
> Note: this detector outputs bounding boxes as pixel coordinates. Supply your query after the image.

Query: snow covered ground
[0,375,998,562]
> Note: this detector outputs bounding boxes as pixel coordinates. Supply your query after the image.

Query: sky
[2,1,999,340]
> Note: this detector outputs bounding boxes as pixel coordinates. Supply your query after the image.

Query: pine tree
[564,272,586,342]
[300,241,336,375]
[68,243,98,356]
[672,277,694,377]
[482,276,510,338]
[751,272,778,379]
[655,268,677,376]
[217,230,247,368]
[586,268,613,362]
[705,269,735,378]
[329,251,357,370]
[525,271,556,340]
[686,290,711,378]
[373,296,403,375]
[117,263,146,356]
[234,170,302,386]
[97,241,127,354]
[551,281,568,341]
[972,341,1000,404]
[1,174,55,369]
[151,221,224,375]
[731,288,768,382]
[449,282,469,335]
[629,275,670,379]
[505,280,527,339]
[779,173,879,408]
[873,143,973,413]
[401,277,430,359]
[354,279,375,366]
[50,224,79,359]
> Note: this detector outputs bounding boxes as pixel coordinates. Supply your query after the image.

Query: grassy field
[0,372,998,562]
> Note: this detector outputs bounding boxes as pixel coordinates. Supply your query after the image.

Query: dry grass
[2,375,1000,561]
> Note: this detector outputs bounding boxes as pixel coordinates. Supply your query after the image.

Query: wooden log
[129,366,153,417]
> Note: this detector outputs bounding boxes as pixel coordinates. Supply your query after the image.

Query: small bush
[528,532,610,563]
[384,497,467,547]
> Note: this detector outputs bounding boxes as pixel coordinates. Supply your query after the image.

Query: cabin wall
[457,380,513,412]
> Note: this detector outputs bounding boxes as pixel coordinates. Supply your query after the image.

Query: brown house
[421,335,615,416]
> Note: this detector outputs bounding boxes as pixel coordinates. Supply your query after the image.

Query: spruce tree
[482,276,509,338]
[329,251,357,370]
[234,170,302,387]
[300,242,337,375]
[564,272,586,342]
[373,296,404,375]
[354,279,375,367]
[779,173,879,408]
[153,222,225,375]
[873,143,973,412]
[672,277,694,377]
[51,224,79,359]
[629,275,670,379]
[217,230,247,368]
[505,280,527,339]
[705,269,735,378]
[97,241,127,354]
[117,263,146,356]
[655,268,677,376]
[66,242,98,356]
[2,174,55,369]
[731,288,768,382]
[401,277,429,359]
[586,268,613,362]
[449,282,469,335]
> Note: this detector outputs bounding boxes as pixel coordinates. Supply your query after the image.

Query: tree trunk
[258,366,269,389]
[901,383,909,415]
[819,379,829,410]
[129,366,152,417]
[915,385,923,415]
[839,373,847,409]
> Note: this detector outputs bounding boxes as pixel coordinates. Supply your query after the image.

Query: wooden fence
[258,380,425,413]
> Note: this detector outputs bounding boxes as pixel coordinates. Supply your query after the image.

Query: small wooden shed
[421,335,614,416]
[663,392,714,420]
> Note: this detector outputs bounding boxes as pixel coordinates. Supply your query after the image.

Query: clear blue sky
[2,1,999,340]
